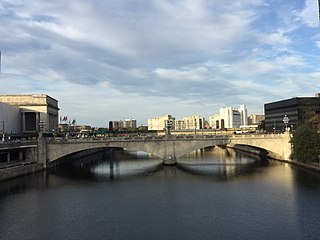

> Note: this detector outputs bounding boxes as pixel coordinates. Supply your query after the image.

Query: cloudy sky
[0,0,319,126]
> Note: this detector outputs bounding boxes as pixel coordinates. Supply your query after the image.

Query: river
[0,147,319,240]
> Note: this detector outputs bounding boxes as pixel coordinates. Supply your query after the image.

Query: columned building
[0,94,59,134]
[264,94,320,132]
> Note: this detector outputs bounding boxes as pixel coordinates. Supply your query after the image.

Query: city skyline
[0,0,319,126]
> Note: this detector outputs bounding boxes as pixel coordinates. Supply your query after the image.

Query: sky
[0,0,320,127]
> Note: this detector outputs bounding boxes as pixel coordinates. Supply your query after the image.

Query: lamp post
[283,115,289,132]
[166,120,172,136]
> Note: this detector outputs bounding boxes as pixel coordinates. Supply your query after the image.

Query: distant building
[0,94,59,134]
[181,115,205,130]
[76,125,92,133]
[264,94,320,132]
[209,114,221,129]
[248,114,265,125]
[123,119,137,129]
[174,119,186,130]
[173,116,204,130]
[148,114,175,131]
[209,105,248,129]
[109,119,137,131]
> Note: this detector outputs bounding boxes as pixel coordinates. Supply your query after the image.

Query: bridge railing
[43,133,287,144]
[45,134,233,143]
[0,140,38,149]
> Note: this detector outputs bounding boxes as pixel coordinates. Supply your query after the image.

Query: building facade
[264,94,320,132]
[148,114,175,131]
[109,119,137,131]
[174,120,186,130]
[248,114,265,125]
[0,94,59,134]
[209,105,248,129]
[182,116,205,130]
[0,102,21,135]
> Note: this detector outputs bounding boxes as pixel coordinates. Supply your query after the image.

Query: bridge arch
[41,134,291,166]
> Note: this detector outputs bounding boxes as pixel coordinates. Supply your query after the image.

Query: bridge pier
[163,155,177,165]
[37,136,47,169]
[163,138,177,165]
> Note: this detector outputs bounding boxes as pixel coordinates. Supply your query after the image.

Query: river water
[0,147,319,240]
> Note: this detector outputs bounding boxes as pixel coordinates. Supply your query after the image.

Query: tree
[303,114,320,132]
[290,126,320,163]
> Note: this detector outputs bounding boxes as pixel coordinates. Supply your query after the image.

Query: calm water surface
[0,147,319,240]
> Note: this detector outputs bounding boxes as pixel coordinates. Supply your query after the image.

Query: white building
[148,114,175,131]
[239,104,248,126]
[0,102,21,135]
[174,120,186,130]
[182,116,205,130]
[123,119,137,129]
[209,105,248,129]
[209,114,221,129]
[0,94,59,134]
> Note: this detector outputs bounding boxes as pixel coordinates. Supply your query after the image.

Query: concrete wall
[229,133,292,160]
[0,102,21,134]
[0,164,43,182]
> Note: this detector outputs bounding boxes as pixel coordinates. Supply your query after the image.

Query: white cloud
[297,0,319,27]
[153,67,208,81]
[0,0,319,126]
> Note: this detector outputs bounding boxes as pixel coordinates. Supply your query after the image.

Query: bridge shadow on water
[49,146,271,181]
[50,148,164,181]
[177,146,270,180]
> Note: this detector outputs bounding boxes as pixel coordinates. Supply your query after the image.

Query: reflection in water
[178,146,267,179]
[52,147,270,181]
[1,147,320,240]
[52,149,163,180]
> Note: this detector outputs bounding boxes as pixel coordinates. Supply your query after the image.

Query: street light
[166,120,172,136]
[283,115,289,132]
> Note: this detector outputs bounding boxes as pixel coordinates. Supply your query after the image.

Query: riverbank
[0,162,43,182]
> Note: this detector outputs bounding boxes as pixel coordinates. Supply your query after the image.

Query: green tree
[290,126,320,163]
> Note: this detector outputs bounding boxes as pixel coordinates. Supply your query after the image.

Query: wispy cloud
[0,0,319,126]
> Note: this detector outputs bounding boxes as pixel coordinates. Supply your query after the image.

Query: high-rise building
[264,94,320,132]
[209,105,248,129]
[109,119,137,131]
[239,104,248,126]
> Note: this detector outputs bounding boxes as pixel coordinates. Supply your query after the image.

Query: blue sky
[0,0,319,126]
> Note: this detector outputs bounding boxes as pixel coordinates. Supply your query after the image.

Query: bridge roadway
[37,133,291,167]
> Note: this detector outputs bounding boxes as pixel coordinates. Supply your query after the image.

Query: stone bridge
[36,133,292,167]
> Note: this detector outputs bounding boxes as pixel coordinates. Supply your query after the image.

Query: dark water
[0,147,319,240]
